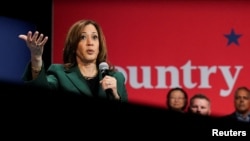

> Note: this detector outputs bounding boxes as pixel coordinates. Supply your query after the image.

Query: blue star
[224,29,242,46]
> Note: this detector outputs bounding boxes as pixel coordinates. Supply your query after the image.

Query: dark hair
[166,87,188,111]
[62,19,114,71]
[234,86,250,98]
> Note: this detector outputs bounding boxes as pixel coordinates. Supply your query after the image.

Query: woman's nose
[86,37,93,45]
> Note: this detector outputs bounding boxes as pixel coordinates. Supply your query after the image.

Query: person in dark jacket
[18,19,128,102]
[224,86,250,124]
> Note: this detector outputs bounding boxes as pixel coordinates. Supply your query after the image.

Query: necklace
[83,76,96,80]
[80,67,98,80]
[82,72,98,80]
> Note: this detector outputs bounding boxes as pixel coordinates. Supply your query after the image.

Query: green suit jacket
[22,62,128,102]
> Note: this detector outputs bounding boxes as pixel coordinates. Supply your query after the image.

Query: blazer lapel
[65,66,92,97]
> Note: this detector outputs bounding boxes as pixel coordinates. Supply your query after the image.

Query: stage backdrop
[53,0,250,116]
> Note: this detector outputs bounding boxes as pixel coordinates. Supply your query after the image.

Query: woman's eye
[80,35,86,40]
[93,35,98,40]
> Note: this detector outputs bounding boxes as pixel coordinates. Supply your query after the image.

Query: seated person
[166,87,188,113]
[224,86,250,123]
[188,93,211,116]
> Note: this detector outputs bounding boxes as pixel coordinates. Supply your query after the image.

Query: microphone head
[99,62,109,71]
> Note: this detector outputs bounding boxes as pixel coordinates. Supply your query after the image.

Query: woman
[166,87,188,113]
[18,19,128,102]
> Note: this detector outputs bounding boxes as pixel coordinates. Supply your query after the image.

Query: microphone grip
[105,88,113,99]
[101,69,109,78]
[100,69,114,99]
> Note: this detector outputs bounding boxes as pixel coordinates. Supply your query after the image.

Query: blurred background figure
[188,93,211,116]
[166,87,188,113]
[225,86,250,123]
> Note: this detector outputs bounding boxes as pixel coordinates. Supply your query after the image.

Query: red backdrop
[53,0,250,116]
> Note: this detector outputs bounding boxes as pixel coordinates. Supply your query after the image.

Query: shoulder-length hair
[63,19,114,70]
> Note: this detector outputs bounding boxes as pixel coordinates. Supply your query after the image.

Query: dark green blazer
[22,62,128,102]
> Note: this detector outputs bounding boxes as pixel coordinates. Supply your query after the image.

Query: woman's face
[169,90,186,110]
[76,24,99,63]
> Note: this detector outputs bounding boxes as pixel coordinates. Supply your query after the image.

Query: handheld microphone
[99,62,113,99]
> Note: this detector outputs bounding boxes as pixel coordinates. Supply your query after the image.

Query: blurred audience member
[225,86,250,123]
[166,87,188,113]
[188,93,211,116]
